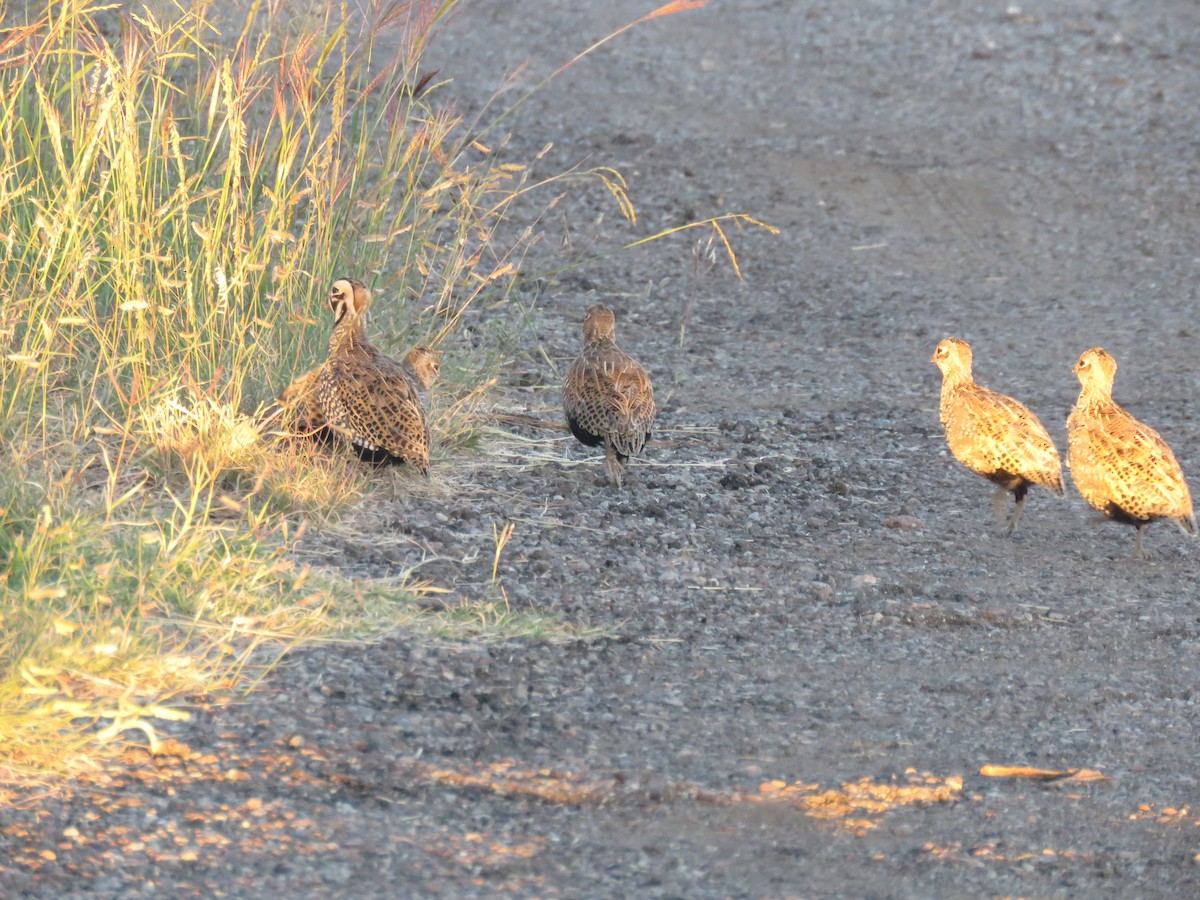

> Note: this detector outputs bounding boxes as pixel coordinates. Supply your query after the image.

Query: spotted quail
[563,303,656,488]
[316,277,435,474]
[401,345,441,451]
[1066,347,1195,558]
[932,338,1064,534]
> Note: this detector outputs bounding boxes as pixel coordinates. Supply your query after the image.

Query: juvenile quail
[316,277,434,473]
[1066,347,1195,558]
[563,303,656,488]
[403,346,441,396]
[275,367,335,445]
[932,338,1064,533]
[401,345,441,451]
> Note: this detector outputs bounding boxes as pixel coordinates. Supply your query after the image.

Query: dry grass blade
[622,214,780,279]
[979,764,1113,783]
[481,412,569,432]
[481,1,711,136]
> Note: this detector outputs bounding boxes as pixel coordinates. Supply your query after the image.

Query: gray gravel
[6,0,1200,896]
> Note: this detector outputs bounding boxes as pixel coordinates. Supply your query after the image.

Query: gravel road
[5,1,1200,896]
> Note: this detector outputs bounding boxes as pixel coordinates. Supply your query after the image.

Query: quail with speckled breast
[932,338,1064,534]
[315,277,437,474]
[1066,347,1194,558]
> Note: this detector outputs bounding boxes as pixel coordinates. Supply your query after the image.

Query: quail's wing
[563,355,593,420]
[946,385,1060,483]
[323,356,430,460]
[1087,405,1191,514]
[597,350,655,455]
[610,358,655,425]
[566,355,620,433]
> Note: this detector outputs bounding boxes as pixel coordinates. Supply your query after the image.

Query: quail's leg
[990,488,1010,532]
[603,445,624,489]
[1132,524,1147,560]
[1006,483,1030,536]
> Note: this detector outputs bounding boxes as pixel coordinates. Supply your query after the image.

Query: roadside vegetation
[0,0,766,780]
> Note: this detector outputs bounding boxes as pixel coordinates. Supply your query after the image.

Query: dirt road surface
[5,1,1200,896]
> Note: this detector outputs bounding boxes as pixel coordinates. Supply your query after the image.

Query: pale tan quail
[563,303,656,488]
[932,338,1064,533]
[402,346,441,395]
[401,345,441,451]
[1066,347,1195,558]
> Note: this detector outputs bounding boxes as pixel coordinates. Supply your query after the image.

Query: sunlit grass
[0,0,560,777]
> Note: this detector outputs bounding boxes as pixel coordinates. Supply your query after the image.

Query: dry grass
[0,0,554,778]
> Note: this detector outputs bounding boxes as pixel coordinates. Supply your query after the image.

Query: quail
[275,367,335,445]
[563,303,656,488]
[402,345,441,396]
[1066,347,1194,558]
[316,277,435,473]
[932,338,1064,533]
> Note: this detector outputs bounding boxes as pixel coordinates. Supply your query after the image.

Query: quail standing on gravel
[563,303,656,488]
[316,277,435,474]
[932,338,1064,534]
[1066,347,1195,558]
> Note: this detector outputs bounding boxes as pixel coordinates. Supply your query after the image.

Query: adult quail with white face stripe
[316,277,434,474]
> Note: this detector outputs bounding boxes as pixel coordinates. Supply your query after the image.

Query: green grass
[0,0,769,779]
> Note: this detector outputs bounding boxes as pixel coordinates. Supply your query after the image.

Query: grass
[0,0,768,779]
[0,0,558,779]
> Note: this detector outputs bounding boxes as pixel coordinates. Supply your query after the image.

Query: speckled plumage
[932,338,1064,534]
[1066,347,1195,558]
[276,367,335,445]
[275,348,437,452]
[316,278,435,473]
[563,303,656,488]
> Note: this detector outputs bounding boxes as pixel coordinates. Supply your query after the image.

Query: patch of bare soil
[6,1,1200,896]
